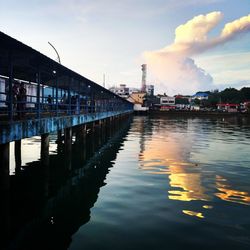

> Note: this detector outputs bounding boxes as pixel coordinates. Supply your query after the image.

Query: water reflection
[138,116,250,219]
[168,164,210,202]
[182,210,204,219]
[2,118,132,250]
[216,175,250,206]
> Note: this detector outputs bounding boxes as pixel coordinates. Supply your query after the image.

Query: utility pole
[103,73,106,88]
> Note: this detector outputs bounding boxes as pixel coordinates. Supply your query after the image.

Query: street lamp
[48,41,61,64]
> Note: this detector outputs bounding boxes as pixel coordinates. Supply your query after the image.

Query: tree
[246,102,250,113]
[193,98,200,105]
[240,87,250,101]
[207,92,220,107]
[220,88,241,103]
[175,97,189,105]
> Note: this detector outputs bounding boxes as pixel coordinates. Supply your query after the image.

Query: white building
[146,84,154,96]
[191,92,209,100]
[109,84,130,97]
[160,96,175,105]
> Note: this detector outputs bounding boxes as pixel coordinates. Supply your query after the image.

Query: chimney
[141,64,147,92]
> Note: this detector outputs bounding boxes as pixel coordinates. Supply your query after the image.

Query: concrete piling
[64,127,72,170]
[14,140,22,170]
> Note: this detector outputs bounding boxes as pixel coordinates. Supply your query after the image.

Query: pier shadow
[1,118,132,250]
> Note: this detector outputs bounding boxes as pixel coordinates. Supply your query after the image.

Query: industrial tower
[141,64,147,92]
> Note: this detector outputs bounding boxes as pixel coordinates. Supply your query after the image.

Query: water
[3,115,250,250]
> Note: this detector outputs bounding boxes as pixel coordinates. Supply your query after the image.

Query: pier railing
[0,79,131,121]
[0,31,133,122]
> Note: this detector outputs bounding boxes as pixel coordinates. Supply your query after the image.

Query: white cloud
[144,12,250,95]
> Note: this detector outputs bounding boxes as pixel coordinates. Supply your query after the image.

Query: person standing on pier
[12,82,19,113]
[60,93,67,111]
[17,82,26,119]
[75,95,80,114]
[47,95,52,111]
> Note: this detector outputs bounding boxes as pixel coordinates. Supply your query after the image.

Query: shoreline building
[109,64,153,112]
[127,92,148,112]
[109,84,130,98]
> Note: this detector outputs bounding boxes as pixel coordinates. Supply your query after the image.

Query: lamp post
[48,42,60,116]
[48,41,61,64]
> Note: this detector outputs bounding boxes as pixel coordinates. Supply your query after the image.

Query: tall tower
[141,64,147,92]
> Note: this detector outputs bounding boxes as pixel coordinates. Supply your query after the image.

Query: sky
[0,0,250,95]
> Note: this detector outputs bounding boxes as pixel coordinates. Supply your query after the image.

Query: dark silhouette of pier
[0,115,132,250]
[0,31,133,194]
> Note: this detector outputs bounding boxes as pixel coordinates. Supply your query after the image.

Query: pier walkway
[0,31,133,142]
[0,31,133,188]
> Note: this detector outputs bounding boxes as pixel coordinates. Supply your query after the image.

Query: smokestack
[141,64,147,92]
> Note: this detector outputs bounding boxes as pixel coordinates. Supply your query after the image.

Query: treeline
[178,87,250,107]
[204,87,250,107]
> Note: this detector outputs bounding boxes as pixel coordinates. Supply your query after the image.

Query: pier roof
[0,31,126,101]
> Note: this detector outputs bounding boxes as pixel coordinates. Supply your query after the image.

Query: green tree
[240,87,250,101]
[193,98,200,105]
[219,88,241,103]
[175,97,189,105]
[207,93,220,107]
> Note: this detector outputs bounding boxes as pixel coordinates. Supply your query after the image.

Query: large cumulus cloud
[144,12,250,94]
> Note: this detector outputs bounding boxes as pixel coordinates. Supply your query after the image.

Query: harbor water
[4,115,250,250]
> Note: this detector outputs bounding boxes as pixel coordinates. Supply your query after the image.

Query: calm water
[4,115,250,250]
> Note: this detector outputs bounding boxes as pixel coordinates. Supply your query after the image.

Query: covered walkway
[0,31,133,144]
[0,31,133,122]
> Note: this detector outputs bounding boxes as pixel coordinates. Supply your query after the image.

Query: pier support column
[101,119,106,144]
[41,133,50,197]
[98,119,103,127]
[77,124,87,163]
[75,124,86,144]
[41,133,50,167]
[14,140,22,170]
[0,143,10,190]
[91,122,95,133]
[57,130,64,154]
[57,130,63,143]
[65,127,72,151]
[64,127,72,170]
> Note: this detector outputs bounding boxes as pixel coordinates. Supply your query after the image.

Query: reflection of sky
[138,118,250,218]
[10,135,58,175]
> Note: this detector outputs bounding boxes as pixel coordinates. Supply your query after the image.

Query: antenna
[103,73,106,88]
[48,41,61,64]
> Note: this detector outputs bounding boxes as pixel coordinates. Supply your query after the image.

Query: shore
[145,110,250,117]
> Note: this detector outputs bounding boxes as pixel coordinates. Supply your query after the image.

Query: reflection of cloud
[215,175,250,206]
[144,12,250,94]
[139,130,210,203]
[183,210,204,219]
[168,165,210,202]
[138,120,250,222]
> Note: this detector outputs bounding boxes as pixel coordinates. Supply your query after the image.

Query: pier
[0,31,133,191]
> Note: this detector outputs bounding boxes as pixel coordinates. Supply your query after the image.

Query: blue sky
[0,0,249,94]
